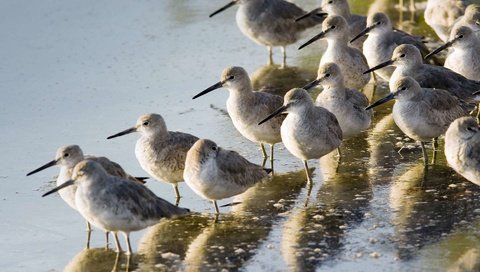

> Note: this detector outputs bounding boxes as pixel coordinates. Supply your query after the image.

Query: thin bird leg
[267,46,273,65]
[260,143,268,159]
[213,200,220,214]
[172,183,181,204]
[113,232,122,253]
[270,144,275,173]
[123,232,132,256]
[420,141,428,168]
[85,221,92,249]
[303,160,313,184]
[431,138,438,165]
[281,46,287,68]
[337,147,342,158]
[112,252,121,271]
[105,232,110,249]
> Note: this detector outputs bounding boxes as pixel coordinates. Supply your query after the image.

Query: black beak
[365,93,395,110]
[258,105,289,125]
[424,38,457,60]
[295,8,327,22]
[192,81,225,99]
[363,59,394,74]
[26,160,58,176]
[42,180,75,197]
[302,79,321,91]
[209,0,238,18]
[350,24,376,43]
[298,28,330,50]
[107,127,137,140]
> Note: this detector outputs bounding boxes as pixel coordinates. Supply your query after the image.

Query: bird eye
[400,87,407,91]
[325,73,331,77]
[212,146,217,151]
[458,34,464,39]
[64,153,69,158]
[376,21,381,25]
[467,126,477,132]
[228,75,235,80]
[400,54,406,58]
[328,0,333,3]
[331,25,336,29]
[143,121,149,126]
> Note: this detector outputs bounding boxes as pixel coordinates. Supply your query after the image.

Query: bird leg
[113,232,122,253]
[267,46,273,65]
[172,184,181,205]
[281,46,287,68]
[212,200,220,214]
[303,160,313,184]
[420,141,428,168]
[431,138,438,165]
[105,232,110,249]
[270,144,275,173]
[260,143,268,159]
[123,232,132,256]
[85,221,92,249]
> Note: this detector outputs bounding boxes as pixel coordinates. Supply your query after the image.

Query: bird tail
[264,168,273,175]
[133,176,149,184]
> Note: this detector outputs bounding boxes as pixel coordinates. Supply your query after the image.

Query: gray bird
[107,113,199,203]
[209,0,325,66]
[366,76,472,165]
[350,12,428,81]
[364,44,480,102]
[42,160,189,255]
[445,116,480,186]
[184,139,270,214]
[259,88,342,185]
[26,145,146,247]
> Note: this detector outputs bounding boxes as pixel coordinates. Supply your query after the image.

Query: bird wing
[255,91,286,128]
[153,132,199,173]
[346,88,369,108]
[421,88,469,127]
[263,0,323,31]
[392,31,429,56]
[215,148,268,187]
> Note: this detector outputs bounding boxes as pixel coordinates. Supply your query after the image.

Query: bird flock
[26,0,480,257]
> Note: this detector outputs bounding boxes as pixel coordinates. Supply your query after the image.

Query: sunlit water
[1,0,480,271]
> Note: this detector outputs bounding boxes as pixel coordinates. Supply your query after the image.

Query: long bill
[302,79,320,91]
[350,24,375,43]
[298,29,329,50]
[42,180,75,197]
[295,8,327,22]
[258,105,289,125]
[365,93,395,110]
[363,59,394,74]
[209,0,238,18]
[26,160,58,176]
[424,39,456,60]
[106,127,137,140]
[192,81,224,99]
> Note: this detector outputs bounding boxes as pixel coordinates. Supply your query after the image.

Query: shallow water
[1,0,480,271]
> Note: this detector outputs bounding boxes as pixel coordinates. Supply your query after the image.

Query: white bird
[107,113,199,203]
[184,139,271,214]
[445,116,480,186]
[42,160,189,255]
[259,88,342,184]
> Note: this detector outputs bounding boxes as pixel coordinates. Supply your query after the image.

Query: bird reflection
[64,248,136,272]
[251,64,316,97]
[136,214,210,271]
[390,163,480,260]
[281,135,373,271]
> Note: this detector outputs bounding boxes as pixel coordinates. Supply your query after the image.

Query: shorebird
[107,113,199,203]
[364,44,480,102]
[26,145,146,247]
[209,0,325,66]
[258,88,342,184]
[453,4,480,38]
[366,76,472,165]
[445,116,480,186]
[424,0,469,42]
[42,160,189,255]
[193,66,283,169]
[184,139,271,214]
[299,15,371,90]
[303,62,372,138]
[350,12,428,81]
[425,25,480,81]
[297,0,367,49]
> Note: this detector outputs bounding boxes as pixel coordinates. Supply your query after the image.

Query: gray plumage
[445,116,480,186]
[304,62,372,138]
[376,44,480,102]
[184,139,269,213]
